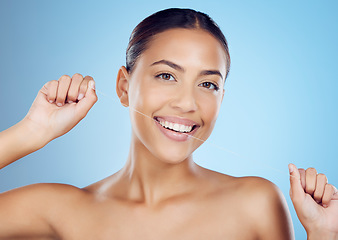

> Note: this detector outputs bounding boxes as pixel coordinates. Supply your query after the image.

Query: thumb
[76,80,98,117]
[289,163,305,208]
[332,186,338,200]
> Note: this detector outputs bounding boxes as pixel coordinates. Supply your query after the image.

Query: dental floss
[95,88,293,179]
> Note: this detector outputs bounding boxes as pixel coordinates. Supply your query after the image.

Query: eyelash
[199,82,220,91]
[155,73,176,81]
[155,73,220,91]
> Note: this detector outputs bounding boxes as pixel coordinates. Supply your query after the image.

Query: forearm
[0,119,48,169]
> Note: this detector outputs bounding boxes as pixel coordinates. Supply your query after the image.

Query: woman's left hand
[289,163,338,240]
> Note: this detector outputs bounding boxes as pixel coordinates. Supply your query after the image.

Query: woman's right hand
[24,74,97,145]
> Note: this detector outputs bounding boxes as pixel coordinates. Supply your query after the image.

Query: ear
[116,66,130,107]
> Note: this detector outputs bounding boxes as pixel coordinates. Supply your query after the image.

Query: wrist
[19,118,51,149]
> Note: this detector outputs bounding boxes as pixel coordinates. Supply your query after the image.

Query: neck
[118,134,200,205]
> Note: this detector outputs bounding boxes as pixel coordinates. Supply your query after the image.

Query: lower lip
[154,120,196,142]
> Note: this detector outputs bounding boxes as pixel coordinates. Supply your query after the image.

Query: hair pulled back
[126,8,231,80]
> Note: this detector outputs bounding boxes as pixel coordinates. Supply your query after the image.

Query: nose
[169,86,198,113]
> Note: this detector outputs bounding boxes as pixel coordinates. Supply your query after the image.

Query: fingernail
[68,100,73,104]
[57,102,62,107]
[323,204,328,208]
[89,80,95,90]
[49,100,54,103]
[288,164,294,174]
[78,93,84,100]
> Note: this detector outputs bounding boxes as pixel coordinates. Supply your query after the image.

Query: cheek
[135,80,175,112]
[197,92,222,127]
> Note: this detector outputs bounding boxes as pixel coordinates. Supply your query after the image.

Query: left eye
[199,82,219,91]
[156,73,175,81]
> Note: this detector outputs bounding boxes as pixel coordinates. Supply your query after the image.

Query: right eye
[155,73,175,81]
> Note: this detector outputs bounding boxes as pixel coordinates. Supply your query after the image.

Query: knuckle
[60,75,71,83]
[84,75,93,81]
[317,173,327,182]
[49,80,58,87]
[73,73,83,79]
[49,79,58,84]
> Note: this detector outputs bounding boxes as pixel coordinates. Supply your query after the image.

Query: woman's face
[125,28,227,163]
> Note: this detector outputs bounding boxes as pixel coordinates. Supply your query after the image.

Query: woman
[0,8,337,239]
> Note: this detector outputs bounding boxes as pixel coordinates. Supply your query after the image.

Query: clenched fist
[289,164,338,239]
[24,73,97,145]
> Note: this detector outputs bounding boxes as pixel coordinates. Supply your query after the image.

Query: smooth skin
[0,29,337,239]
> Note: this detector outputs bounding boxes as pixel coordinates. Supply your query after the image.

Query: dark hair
[126,8,231,80]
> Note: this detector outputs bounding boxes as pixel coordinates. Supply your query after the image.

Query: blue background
[0,0,337,238]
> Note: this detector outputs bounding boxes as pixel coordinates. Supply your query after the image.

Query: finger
[289,163,305,208]
[42,80,58,103]
[313,173,327,203]
[77,76,92,101]
[75,80,97,119]
[67,73,83,103]
[305,168,317,196]
[56,75,71,107]
[299,168,306,190]
[322,184,336,207]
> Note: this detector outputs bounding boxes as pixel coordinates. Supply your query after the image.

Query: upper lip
[154,116,200,127]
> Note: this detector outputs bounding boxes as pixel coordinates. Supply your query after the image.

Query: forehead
[139,28,227,75]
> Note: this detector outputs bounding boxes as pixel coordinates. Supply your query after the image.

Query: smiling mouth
[154,117,197,134]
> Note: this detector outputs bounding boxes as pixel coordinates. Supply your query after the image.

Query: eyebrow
[150,60,184,72]
[150,59,223,80]
[200,70,223,80]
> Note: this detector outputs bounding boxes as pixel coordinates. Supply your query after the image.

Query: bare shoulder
[0,183,91,239]
[235,176,282,199]
[197,168,294,239]
[2,182,88,199]
[232,176,294,239]
[1,182,92,213]
[232,177,285,213]
[230,176,293,238]
[196,165,280,195]
[213,174,288,215]
[198,167,284,202]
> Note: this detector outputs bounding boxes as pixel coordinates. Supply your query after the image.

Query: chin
[151,144,196,165]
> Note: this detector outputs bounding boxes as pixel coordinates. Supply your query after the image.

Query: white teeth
[158,120,194,133]
[173,123,180,132]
